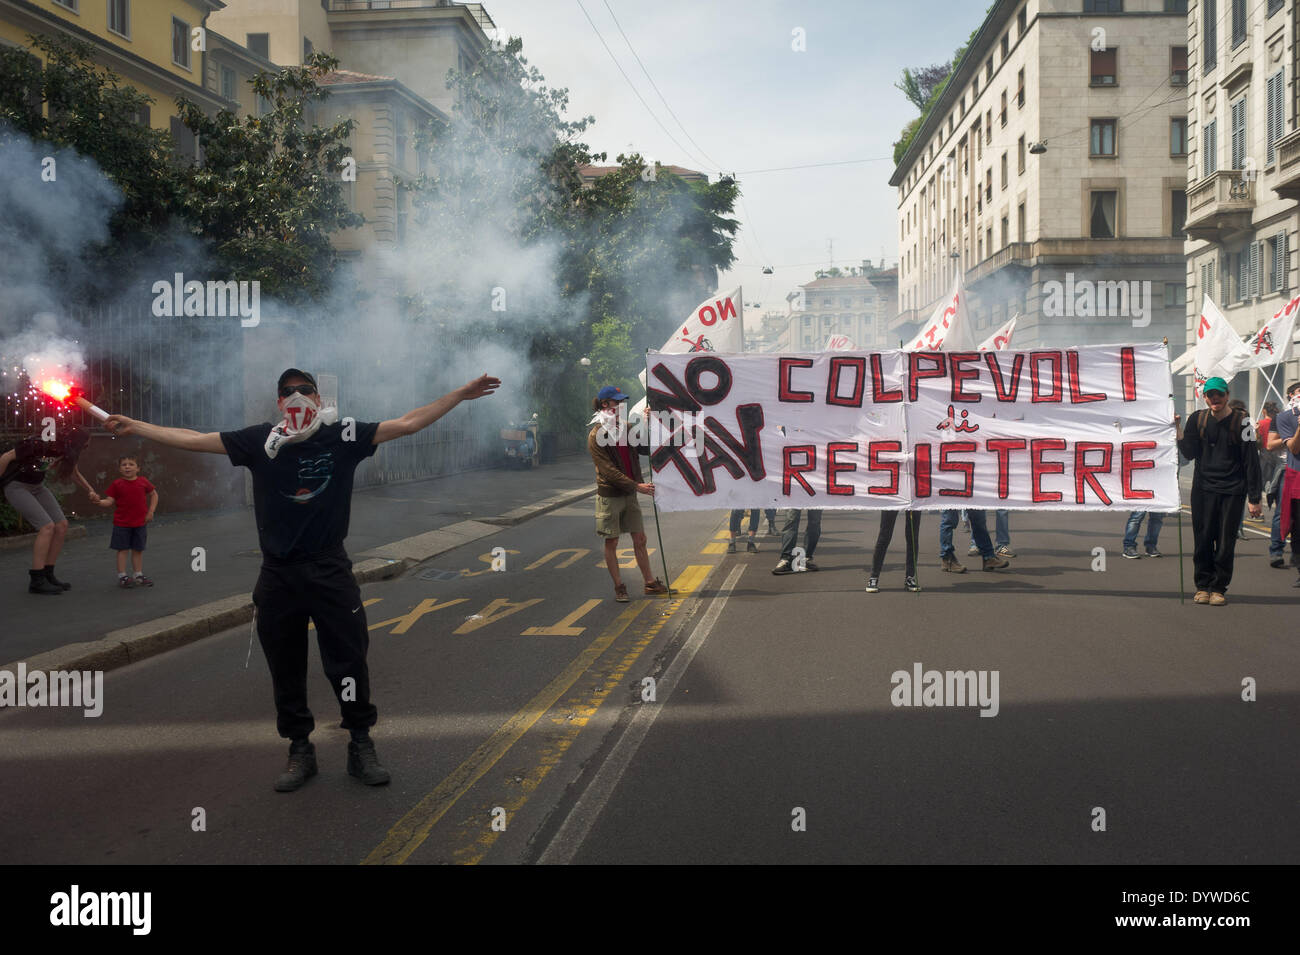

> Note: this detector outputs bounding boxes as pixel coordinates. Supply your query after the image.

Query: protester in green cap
[1175,377,1263,605]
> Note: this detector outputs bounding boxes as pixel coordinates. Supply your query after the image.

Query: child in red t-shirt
[92,455,159,588]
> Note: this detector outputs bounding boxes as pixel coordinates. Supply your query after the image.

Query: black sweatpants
[252,550,377,739]
[870,510,922,578]
[1190,486,1246,595]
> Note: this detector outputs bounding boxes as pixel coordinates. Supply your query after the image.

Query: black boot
[28,569,62,595]
[273,738,317,792]
[347,732,391,786]
[44,565,71,591]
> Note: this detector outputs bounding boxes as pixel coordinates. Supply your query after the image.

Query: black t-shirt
[220,421,380,562]
[1,436,54,488]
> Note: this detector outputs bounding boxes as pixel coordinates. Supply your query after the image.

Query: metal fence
[1,303,242,439]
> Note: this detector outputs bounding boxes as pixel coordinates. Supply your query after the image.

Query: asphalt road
[1,504,1296,864]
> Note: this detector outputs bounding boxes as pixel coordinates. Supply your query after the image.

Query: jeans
[942,508,992,559]
[729,508,759,536]
[780,508,822,561]
[870,510,921,577]
[1269,504,1283,558]
[971,509,1010,549]
[1123,511,1164,551]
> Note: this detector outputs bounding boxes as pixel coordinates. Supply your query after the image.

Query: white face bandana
[1289,393,1300,414]
[264,393,339,459]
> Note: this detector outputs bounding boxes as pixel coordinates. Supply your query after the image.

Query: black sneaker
[274,741,317,792]
[746,540,758,554]
[767,522,778,536]
[1270,557,1286,568]
[727,540,737,554]
[28,575,63,595]
[347,737,391,786]
[804,560,820,572]
[1145,548,1163,558]
[772,559,794,575]
[864,576,880,593]
[904,576,921,592]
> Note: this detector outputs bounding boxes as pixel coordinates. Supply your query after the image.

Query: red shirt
[106,476,156,527]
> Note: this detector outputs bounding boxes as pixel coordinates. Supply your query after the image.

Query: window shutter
[1267,70,1284,164]
[1203,121,1217,177]
[1231,98,1246,170]
[1278,232,1289,292]
[1250,241,1261,298]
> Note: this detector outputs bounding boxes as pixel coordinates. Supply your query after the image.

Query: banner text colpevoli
[645,344,1178,512]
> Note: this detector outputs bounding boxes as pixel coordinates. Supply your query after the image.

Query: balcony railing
[1184,169,1255,241]
[328,0,496,31]
[1274,128,1300,200]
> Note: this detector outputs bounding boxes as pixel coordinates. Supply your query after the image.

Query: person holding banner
[588,386,671,602]
[939,508,1008,573]
[1175,377,1263,605]
[866,510,922,593]
[772,509,821,575]
[1265,382,1300,583]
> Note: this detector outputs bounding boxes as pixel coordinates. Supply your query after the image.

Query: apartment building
[789,262,893,351]
[1185,0,1297,408]
[0,0,230,138]
[890,0,1188,352]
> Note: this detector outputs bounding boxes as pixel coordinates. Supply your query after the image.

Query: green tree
[172,53,362,303]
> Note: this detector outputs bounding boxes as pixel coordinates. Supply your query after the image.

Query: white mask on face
[1289,393,1300,414]
[264,392,339,459]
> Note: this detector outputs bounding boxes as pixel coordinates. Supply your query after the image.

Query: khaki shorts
[595,493,644,538]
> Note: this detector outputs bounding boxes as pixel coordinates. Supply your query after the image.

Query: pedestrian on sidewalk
[0,425,94,594]
[728,508,760,553]
[939,508,1007,572]
[865,510,922,593]
[92,454,157,588]
[1259,401,1286,566]
[106,368,500,791]
[772,508,822,574]
[1265,382,1300,584]
[588,386,670,602]
[1121,511,1166,559]
[1175,376,1262,605]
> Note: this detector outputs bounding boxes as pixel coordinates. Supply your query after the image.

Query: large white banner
[645,344,1179,511]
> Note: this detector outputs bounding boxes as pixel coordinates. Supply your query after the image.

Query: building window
[128,104,149,127]
[1200,260,1216,300]
[1165,1,1188,12]
[1202,119,1218,176]
[985,110,992,143]
[1000,91,1007,126]
[1090,191,1118,239]
[172,17,190,69]
[1091,47,1117,86]
[1017,135,1026,173]
[1001,215,1009,249]
[303,37,313,62]
[256,93,272,116]
[1017,202,1026,241]
[1203,1,1217,73]
[1237,241,1260,301]
[1266,70,1285,165]
[1164,283,1187,308]
[1171,189,1187,236]
[1090,119,1117,156]
[1230,95,1247,170]
[220,66,236,102]
[986,227,993,256]
[1018,7,1027,37]
[985,168,992,202]
[52,0,77,10]
[107,0,129,37]
[1084,0,1122,11]
[1171,117,1188,156]
[1267,0,1283,16]
[1000,34,1009,60]
[986,57,993,83]
[1231,0,1246,49]
[1001,151,1008,189]
[1171,47,1187,85]
[247,33,269,60]
[170,115,198,162]
[1268,232,1289,292]
[1017,68,1025,107]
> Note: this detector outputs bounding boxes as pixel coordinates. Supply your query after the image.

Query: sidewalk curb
[0,484,596,683]
[0,525,87,552]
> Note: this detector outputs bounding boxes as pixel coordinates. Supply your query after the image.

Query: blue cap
[597,385,630,402]
[1203,376,1229,396]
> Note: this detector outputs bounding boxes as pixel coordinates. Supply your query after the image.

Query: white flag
[1237,292,1300,369]
[1189,295,1254,396]
[977,315,1017,352]
[638,287,744,391]
[902,277,974,351]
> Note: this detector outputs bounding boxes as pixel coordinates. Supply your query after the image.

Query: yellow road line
[449,588,695,865]
[361,599,650,866]
[670,564,712,595]
[701,542,729,554]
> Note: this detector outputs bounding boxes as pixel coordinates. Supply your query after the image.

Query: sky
[482,0,981,312]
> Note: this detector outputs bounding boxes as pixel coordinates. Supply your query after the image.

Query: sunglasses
[1204,390,1226,398]
[279,384,318,398]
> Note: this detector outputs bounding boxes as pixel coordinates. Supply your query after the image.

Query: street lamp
[579,356,591,401]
